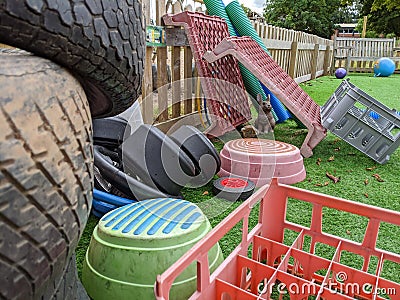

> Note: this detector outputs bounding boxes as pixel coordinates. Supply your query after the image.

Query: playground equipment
[203,0,289,123]
[204,36,327,157]
[374,57,396,77]
[93,121,220,201]
[212,176,256,201]
[321,79,400,164]
[163,12,251,137]
[122,124,196,196]
[155,179,400,299]
[83,198,224,299]
[202,0,277,122]
[335,67,347,79]
[93,116,130,149]
[170,125,221,187]
[223,0,290,122]
[218,139,306,187]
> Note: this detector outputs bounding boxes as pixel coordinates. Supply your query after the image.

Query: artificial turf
[76,73,400,287]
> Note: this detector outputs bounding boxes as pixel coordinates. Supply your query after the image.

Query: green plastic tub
[82,198,223,300]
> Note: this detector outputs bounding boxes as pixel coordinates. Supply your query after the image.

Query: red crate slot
[204,36,327,157]
[163,12,251,137]
[155,179,400,299]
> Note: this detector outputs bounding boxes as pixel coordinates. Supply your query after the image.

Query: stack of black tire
[0,1,145,298]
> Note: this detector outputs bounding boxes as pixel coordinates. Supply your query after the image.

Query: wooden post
[184,48,193,114]
[141,0,153,124]
[330,36,337,75]
[156,0,169,122]
[289,41,298,79]
[323,45,331,75]
[311,44,319,79]
[171,48,181,118]
[171,2,182,119]
[362,16,367,38]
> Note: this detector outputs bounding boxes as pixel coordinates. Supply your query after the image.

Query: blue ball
[374,57,396,77]
[335,68,347,79]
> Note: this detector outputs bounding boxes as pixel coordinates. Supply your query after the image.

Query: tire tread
[0,53,93,299]
[0,0,145,117]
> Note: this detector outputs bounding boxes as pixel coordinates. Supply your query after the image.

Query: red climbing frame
[204,37,327,157]
[163,12,251,137]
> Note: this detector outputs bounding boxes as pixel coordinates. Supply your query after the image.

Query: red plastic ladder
[163,12,251,137]
[204,36,327,157]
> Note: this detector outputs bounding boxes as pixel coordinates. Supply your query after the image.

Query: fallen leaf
[316,158,322,166]
[334,147,341,152]
[346,230,351,235]
[324,181,330,186]
[372,173,385,182]
[348,153,356,156]
[314,183,322,187]
[364,179,369,185]
[366,166,377,171]
[326,172,340,183]
[364,193,369,198]
[328,156,335,162]
[333,138,341,144]
[202,191,209,195]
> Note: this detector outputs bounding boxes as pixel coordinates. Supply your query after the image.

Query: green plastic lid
[97,198,208,248]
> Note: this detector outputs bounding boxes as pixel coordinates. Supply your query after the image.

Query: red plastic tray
[155,179,400,299]
[163,12,251,137]
[204,37,327,157]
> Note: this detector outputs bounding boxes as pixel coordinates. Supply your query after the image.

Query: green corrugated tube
[223,0,271,55]
[203,0,236,36]
[224,0,290,122]
[203,0,278,121]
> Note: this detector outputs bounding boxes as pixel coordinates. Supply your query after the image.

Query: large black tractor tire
[0,51,93,299]
[0,0,145,118]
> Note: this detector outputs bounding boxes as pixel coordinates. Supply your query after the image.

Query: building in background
[334,23,360,38]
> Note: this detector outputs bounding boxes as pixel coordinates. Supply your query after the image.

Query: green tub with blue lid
[82,198,223,299]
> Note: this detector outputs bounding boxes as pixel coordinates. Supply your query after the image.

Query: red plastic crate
[155,179,400,299]
[204,37,327,157]
[163,12,251,137]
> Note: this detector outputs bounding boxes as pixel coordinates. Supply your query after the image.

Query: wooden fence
[253,21,333,83]
[141,0,334,129]
[333,37,400,72]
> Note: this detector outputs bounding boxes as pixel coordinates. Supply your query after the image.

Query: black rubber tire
[169,125,221,187]
[0,0,145,118]
[212,177,256,202]
[121,124,196,196]
[0,51,93,299]
[52,253,89,300]
[93,116,131,150]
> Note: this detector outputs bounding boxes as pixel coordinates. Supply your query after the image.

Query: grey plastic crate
[321,79,400,164]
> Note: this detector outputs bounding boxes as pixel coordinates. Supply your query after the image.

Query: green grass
[76,73,400,287]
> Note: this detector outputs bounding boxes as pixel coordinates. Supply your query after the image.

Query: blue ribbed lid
[97,198,206,245]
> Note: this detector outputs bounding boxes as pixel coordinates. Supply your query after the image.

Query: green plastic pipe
[203,0,236,36]
[223,0,290,122]
[223,0,270,55]
[202,0,278,121]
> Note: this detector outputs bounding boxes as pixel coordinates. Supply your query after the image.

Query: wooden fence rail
[333,37,400,73]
